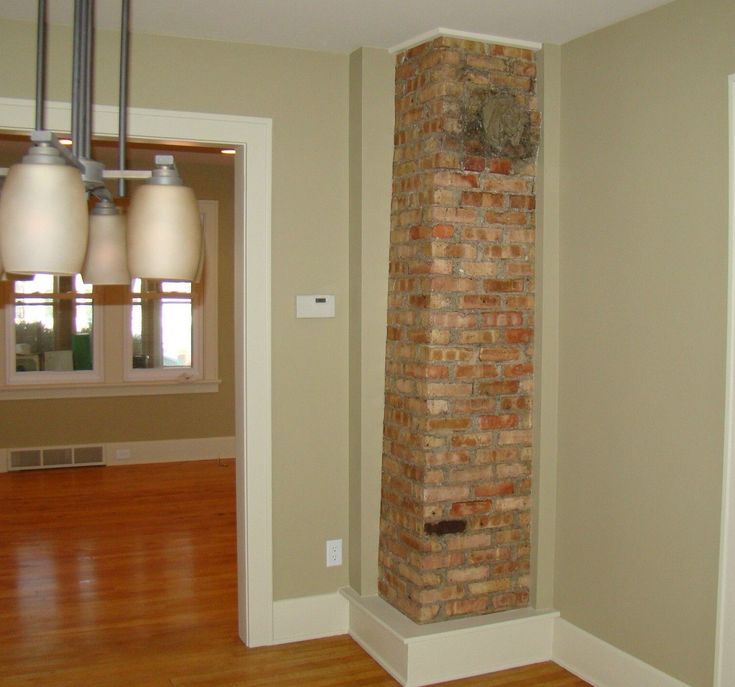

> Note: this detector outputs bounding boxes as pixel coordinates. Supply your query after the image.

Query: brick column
[378,37,539,623]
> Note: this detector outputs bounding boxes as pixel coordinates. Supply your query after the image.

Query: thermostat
[296,294,335,318]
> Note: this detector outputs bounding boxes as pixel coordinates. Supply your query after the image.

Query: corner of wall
[531,42,562,611]
[347,46,394,597]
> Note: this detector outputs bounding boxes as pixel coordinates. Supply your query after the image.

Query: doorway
[0,97,274,646]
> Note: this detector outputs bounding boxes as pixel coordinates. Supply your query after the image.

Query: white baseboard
[553,619,691,687]
[104,436,235,466]
[342,587,558,687]
[272,592,349,644]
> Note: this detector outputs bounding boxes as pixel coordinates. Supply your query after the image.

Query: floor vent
[8,445,105,471]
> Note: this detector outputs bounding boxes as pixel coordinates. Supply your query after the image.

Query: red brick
[424,382,473,397]
[468,578,511,595]
[463,156,486,172]
[484,211,528,225]
[477,381,520,396]
[479,348,521,362]
[510,195,536,210]
[458,295,502,309]
[456,364,498,379]
[461,191,505,208]
[427,417,472,431]
[483,176,532,194]
[448,566,490,583]
[431,277,477,293]
[483,312,524,327]
[430,207,478,224]
[478,414,518,430]
[489,159,513,175]
[432,224,455,239]
[417,585,466,604]
[444,598,488,617]
[448,466,494,482]
[450,500,493,516]
[491,44,534,61]
[459,330,501,344]
[484,279,525,293]
[425,451,471,466]
[447,533,494,551]
[433,171,479,188]
[474,481,516,497]
[503,362,533,377]
[498,430,532,446]
[461,227,503,242]
[504,329,533,344]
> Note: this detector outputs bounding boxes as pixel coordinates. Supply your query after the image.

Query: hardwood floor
[0,460,589,686]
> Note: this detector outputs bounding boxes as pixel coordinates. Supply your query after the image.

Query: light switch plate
[296,294,335,318]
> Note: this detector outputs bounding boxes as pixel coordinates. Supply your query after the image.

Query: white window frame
[4,277,104,386]
[123,200,218,384]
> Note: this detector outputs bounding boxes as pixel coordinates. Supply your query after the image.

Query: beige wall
[556,1,735,684]
[0,19,351,600]
[348,48,394,596]
[533,43,562,612]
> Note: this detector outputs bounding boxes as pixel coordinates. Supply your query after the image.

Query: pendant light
[0,0,201,283]
[0,141,88,276]
[81,198,129,284]
[127,157,201,281]
[0,1,88,275]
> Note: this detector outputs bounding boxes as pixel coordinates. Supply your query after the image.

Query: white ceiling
[0,0,675,53]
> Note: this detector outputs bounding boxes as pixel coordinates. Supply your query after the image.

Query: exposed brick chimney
[378,37,539,623]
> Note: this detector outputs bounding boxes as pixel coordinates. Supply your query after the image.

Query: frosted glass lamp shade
[82,210,130,285]
[0,161,88,275]
[127,185,201,281]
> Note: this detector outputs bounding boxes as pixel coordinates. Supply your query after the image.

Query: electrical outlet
[326,539,342,567]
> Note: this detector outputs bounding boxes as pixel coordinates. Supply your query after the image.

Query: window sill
[0,378,221,401]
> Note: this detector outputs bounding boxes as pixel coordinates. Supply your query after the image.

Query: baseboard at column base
[341,587,558,687]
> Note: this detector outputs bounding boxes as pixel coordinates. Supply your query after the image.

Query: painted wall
[533,43,561,612]
[348,48,394,596]
[556,0,735,684]
[0,19,351,600]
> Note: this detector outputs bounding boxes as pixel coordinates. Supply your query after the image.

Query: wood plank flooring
[0,460,589,686]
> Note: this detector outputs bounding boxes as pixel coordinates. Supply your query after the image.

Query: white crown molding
[389,27,542,55]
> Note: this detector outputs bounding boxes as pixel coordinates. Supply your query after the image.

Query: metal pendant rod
[72,0,93,160]
[118,0,130,198]
[34,0,47,131]
[83,0,94,160]
[71,0,84,158]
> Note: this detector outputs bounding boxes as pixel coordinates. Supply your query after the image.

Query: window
[6,274,102,384]
[0,200,218,398]
[125,275,202,381]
